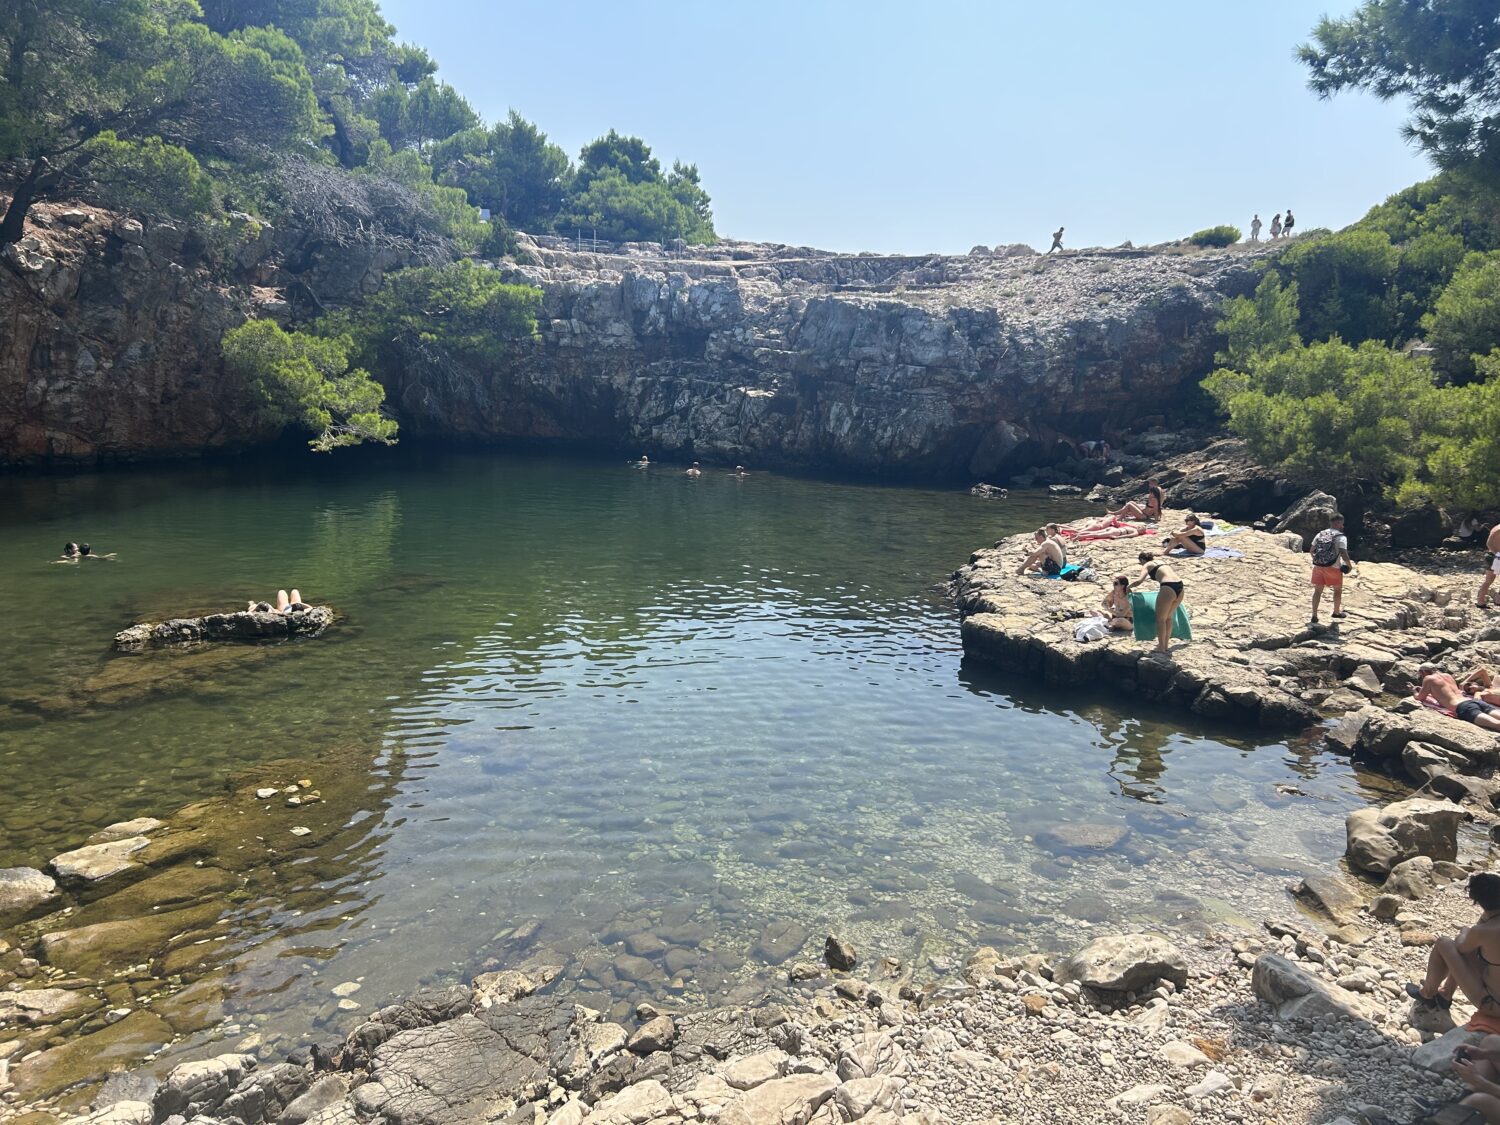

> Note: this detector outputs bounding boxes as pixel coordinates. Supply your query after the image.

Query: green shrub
[1422,250,1500,382]
[222,320,396,452]
[1187,225,1241,248]
[320,260,541,375]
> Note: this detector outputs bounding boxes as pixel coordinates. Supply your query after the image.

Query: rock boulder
[1346,798,1467,876]
[0,866,60,924]
[1055,933,1188,993]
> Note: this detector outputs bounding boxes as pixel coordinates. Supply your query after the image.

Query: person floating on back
[1046,227,1065,254]
[1282,209,1295,237]
[1308,513,1354,624]
[1269,213,1283,239]
[1250,214,1262,242]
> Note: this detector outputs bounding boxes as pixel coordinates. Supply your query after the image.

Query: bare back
[1419,672,1466,710]
[1488,525,1500,554]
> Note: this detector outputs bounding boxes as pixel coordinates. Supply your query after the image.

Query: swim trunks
[1311,565,1343,588]
[1042,557,1063,576]
[1458,698,1498,724]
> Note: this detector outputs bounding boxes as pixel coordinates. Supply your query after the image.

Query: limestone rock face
[1055,933,1188,993]
[1345,798,1467,875]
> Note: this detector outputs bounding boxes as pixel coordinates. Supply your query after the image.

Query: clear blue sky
[378,0,1431,254]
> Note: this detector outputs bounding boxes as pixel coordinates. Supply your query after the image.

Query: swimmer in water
[733,465,748,476]
[685,462,702,477]
[634,454,650,467]
[53,542,116,564]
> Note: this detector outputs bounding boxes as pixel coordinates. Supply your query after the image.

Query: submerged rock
[114,606,333,651]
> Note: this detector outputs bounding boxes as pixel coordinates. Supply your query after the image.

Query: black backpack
[1310,528,1342,567]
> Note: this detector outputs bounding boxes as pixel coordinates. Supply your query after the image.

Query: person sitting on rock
[1111,478,1164,523]
[1416,664,1500,731]
[249,589,308,615]
[1405,875,1500,1124]
[685,462,702,477]
[1102,575,1133,631]
[1017,526,1067,576]
[1161,513,1207,555]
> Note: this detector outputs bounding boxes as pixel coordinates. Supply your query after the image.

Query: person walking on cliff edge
[1250,214,1263,242]
[1046,226,1064,254]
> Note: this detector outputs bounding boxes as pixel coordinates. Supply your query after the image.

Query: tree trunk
[0,160,44,246]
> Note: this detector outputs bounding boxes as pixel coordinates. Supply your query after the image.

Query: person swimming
[634,454,650,466]
[685,462,702,477]
[733,465,748,476]
[54,541,116,564]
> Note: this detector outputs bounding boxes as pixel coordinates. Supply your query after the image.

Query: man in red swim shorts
[1309,513,1354,625]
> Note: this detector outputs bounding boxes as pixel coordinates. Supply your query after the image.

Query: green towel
[1130,591,1192,641]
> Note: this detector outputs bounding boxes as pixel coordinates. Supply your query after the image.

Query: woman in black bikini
[1161,514,1207,556]
[1129,551,1183,654]
[1112,478,1164,523]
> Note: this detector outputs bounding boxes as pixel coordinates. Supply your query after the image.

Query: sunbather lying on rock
[1416,665,1500,731]
[248,589,309,614]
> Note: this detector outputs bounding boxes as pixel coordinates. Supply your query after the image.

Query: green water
[0,450,1386,1047]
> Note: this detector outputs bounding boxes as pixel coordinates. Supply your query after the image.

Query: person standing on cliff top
[1046,227,1064,254]
[1308,513,1354,624]
[1478,523,1500,608]
[1269,213,1283,239]
[1250,214,1263,242]
[1283,209,1296,238]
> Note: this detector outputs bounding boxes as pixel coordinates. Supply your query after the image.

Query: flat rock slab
[87,818,164,844]
[0,986,101,1025]
[49,836,151,884]
[955,511,1474,729]
[0,865,59,924]
[114,606,333,651]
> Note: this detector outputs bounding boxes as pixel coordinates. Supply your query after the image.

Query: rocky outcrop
[953,508,1478,727]
[381,237,1270,479]
[0,198,439,467]
[1344,798,1467,876]
[2,202,1274,473]
[114,606,333,651]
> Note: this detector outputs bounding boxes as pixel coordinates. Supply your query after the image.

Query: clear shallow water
[0,451,1391,1046]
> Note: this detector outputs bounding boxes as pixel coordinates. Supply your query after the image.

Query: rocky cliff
[0,205,1272,474]
[0,198,440,467]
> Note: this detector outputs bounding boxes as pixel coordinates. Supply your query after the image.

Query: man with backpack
[1309,513,1355,624]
